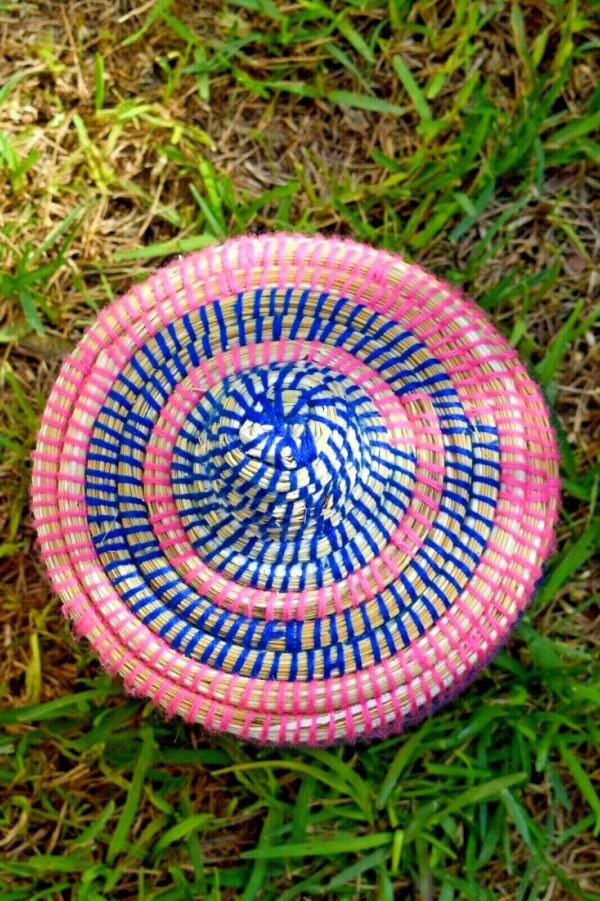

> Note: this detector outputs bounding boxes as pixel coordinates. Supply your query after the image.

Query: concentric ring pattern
[31,234,560,744]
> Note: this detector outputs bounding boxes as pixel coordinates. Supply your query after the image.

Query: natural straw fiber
[31,234,560,745]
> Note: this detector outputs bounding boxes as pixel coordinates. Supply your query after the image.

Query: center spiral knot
[200,363,365,542]
[237,386,322,471]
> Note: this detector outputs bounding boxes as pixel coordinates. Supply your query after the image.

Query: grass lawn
[0,1,599,898]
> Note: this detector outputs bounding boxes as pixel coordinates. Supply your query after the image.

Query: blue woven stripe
[85,286,501,680]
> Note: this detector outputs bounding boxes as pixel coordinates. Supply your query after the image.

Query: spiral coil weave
[31,234,560,744]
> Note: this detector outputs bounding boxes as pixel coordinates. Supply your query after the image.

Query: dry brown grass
[0,1,598,898]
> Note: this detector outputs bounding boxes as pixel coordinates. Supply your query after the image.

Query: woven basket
[31,234,560,745]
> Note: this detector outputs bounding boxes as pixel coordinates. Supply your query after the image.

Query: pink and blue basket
[31,234,560,745]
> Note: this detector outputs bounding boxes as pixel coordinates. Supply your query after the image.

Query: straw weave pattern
[31,234,560,745]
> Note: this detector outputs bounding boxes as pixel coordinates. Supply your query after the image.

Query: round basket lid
[31,234,560,745]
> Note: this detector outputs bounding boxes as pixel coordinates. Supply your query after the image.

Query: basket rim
[30,233,561,745]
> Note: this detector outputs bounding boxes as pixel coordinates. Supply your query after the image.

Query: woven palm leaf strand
[31,234,560,745]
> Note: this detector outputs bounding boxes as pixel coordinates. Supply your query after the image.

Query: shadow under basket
[31,233,560,746]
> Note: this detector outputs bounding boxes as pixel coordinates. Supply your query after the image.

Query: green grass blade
[107,727,155,863]
[376,721,433,810]
[393,55,432,122]
[561,747,600,835]
[327,89,405,115]
[152,813,213,856]
[536,519,600,607]
[240,806,281,901]
[113,234,217,261]
[94,52,105,111]
[0,690,112,725]
[241,831,393,859]
[336,15,375,65]
[215,759,351,798]
[535,298,586,387]
[122,0,175,46]
[326,847,389,889]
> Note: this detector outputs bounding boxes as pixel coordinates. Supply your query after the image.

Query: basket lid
[31,234,560,745]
